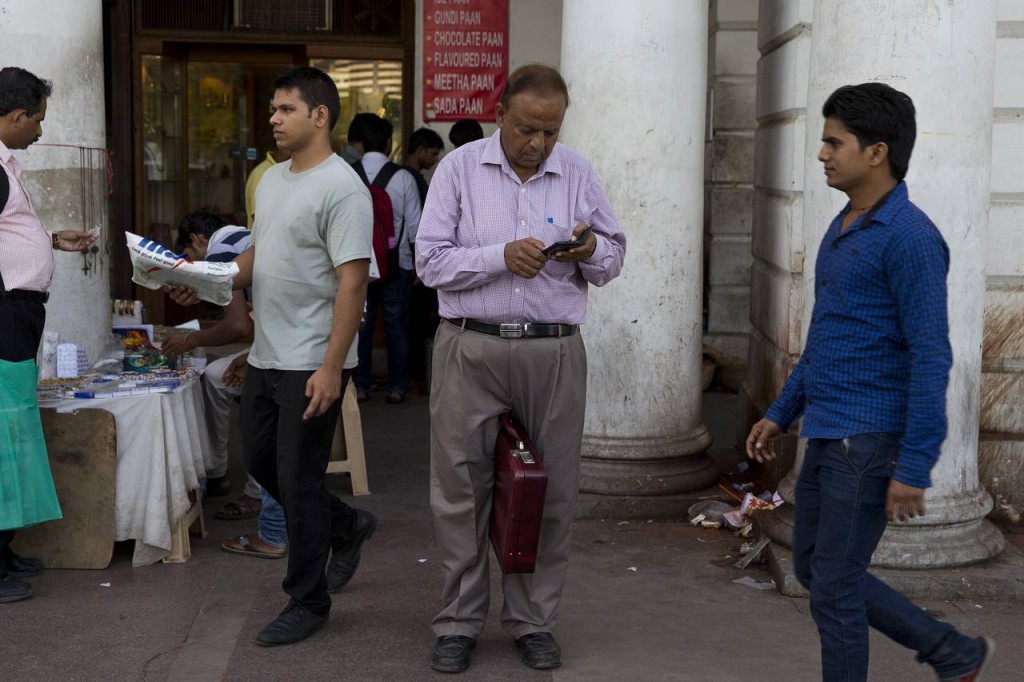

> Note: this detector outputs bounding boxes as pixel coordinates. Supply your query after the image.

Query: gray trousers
[429,320,587,639]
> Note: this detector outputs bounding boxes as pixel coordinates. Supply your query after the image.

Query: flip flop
[221,534,286,560]
[215,495,262,520]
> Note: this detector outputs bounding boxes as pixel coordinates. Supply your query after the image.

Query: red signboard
[423,0,509,122]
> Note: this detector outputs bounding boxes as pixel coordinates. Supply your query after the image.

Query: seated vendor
[163,211,286,559]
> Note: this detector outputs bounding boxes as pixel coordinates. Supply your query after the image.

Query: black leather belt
[0,289,48,304]
[448,318,578,338]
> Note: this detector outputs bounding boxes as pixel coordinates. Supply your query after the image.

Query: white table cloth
[39,375,209,566]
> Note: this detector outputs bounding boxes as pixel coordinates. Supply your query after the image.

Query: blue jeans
[257,488,287,550]
[794,435,981,682]
[355,268,414,395]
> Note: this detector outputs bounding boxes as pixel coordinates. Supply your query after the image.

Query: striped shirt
[205,225,251,263]
[765,182,951,489]
[415,131,626,324]
[0,139,53,291]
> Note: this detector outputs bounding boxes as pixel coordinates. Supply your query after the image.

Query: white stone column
[560,0,718,507]
[762,0,1003,568]
[4,1,111,362]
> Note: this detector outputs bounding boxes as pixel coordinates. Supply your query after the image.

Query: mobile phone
[542,227,592,256]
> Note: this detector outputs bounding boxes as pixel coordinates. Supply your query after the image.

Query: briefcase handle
[499,413,542,463]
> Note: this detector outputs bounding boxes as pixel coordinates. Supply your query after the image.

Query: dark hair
[499,64,569,110]
[0,67,52,117]
[273,66,341,130]
[361,115,393,154]
[448,119,484,148]
[347,112,379,144]
[409,127,444,154]
[175,211,227,252]
[822,83,916,180]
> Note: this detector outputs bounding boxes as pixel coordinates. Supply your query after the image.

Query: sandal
[221,534,285,560]
[214,494,262,520]
[205,475,232,498]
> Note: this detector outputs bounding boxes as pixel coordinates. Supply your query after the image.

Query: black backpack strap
[0,166,9,216]
[371,161,401,190]
[350,159,370,185]
[0,169,8,293]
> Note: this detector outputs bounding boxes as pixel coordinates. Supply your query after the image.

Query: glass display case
[141,55,184,248]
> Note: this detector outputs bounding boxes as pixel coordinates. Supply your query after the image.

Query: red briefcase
[490,413,548,574]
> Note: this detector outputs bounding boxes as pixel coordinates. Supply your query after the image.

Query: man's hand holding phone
[544,223,595,262]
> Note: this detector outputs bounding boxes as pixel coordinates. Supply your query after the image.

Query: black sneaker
[327,510,377,592]
[0,576,33,604]
[431,635,475,673]
[255,602,327,647]
[4,555,43,578]
[515,632,562,669]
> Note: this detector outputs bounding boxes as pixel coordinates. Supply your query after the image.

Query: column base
[758,491,1006,569]
[764,539,1024,601]
[579,424,718,497]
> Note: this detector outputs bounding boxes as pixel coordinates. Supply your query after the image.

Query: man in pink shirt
[0,67,97,604]
[416,64,626,673]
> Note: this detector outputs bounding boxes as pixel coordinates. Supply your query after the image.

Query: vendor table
[17,373,209,567]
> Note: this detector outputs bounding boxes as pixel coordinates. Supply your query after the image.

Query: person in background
[352,115,421,404]
[244,149,290,228]
[165,212,287,561]
[448,118,483,149]
[0,66,97,604]
[167,212,253,501]
[403,127,444,388]
[403,127,444,206]
[340,112,378,165]
[745,83,994,682]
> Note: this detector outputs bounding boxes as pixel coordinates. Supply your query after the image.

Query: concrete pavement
[1,390,1021,681]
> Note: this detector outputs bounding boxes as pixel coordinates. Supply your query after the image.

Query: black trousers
[240,365,358,615]
[407,283,439,382]
[0,297,46,571]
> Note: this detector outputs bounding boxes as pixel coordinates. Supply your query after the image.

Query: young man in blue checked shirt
[745,83,993,682]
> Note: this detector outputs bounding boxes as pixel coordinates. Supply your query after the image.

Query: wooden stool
[164,487,207,564]
[326,382,370,495]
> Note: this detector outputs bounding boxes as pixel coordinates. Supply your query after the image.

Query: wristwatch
[51,232,60,249]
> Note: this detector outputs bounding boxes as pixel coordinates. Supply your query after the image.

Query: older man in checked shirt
[416,65,626,674]
[746,83,993,682]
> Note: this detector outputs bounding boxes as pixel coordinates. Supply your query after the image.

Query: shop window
[141,55,184,248]
[313,58,404,158]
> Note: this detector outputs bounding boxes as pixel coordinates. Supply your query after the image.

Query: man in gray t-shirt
[172,67,376,647]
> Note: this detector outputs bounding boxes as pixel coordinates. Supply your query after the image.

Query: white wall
[705,0,759,387]
[980,0,1024,523]
[742,0,814,428]
[413,0,563,154]
[0,0,111,364]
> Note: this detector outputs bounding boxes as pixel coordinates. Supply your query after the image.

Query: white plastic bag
[125,232,237,306]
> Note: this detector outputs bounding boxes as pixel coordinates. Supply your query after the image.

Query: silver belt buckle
[499,323,524,338]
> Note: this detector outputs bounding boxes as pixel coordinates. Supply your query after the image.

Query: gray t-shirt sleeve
[327,188,373,268]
